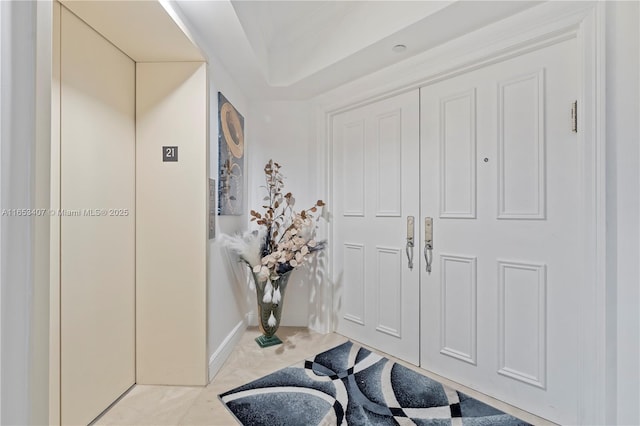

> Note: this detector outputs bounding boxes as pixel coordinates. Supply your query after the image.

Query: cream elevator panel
[60,7,135,425]
[135,62,208,386]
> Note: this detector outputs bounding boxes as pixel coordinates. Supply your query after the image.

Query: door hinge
[571,101,578,133]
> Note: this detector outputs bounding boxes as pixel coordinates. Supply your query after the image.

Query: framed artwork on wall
[217,92,244,215]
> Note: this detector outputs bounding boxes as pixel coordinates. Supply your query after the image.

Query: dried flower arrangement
[221,160,325,331]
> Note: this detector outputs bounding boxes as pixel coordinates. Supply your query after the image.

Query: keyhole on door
[483,157,489,163]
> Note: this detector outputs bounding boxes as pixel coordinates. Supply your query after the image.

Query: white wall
[606,2,640,424]
[207,53,252,373]
[2,0,31,423]
[200,68,333,348]
[0,1,51,424]
[33,3,52,425]
[0,3,4,420]
[0,3,31,423]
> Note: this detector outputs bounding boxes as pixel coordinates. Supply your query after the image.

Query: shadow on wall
[305,207,338,333]
[304,249,334,332]
[331,268,343,334]
[218,240,250,317]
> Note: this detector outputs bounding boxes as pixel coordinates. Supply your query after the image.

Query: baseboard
[208,319,246,382]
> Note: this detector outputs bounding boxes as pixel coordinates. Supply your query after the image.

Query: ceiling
[174,1,540,101]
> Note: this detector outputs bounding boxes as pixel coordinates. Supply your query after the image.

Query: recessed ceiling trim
[176,0,543,100]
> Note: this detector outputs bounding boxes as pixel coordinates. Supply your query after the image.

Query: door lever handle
[424,217,433,273]
[406,216,415,270]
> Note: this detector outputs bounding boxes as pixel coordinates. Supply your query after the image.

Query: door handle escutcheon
[406,216,415,270]
[424,217,433,273]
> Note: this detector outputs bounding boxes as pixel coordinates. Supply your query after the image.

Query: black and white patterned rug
[219,341,531,425]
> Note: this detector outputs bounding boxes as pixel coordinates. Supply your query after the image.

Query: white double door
[333,38,580,424]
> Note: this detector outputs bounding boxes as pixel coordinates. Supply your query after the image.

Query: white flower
[259,269,269,282]
[263,281,273,303]
[267,312,277,327]
[219,229,266,267]
[254,265,269,283]
[272,287,281,304]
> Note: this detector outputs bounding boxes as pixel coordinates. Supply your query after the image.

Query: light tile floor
[94,327,554,425]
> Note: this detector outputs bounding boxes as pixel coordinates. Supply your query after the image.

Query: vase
[252,269,292,347]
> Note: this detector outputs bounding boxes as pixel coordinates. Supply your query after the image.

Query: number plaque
[163,146,178,162]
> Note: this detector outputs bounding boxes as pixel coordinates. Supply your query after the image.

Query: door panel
[333,91,420,364]
[420,39,579,424]
[60,8,135,425]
